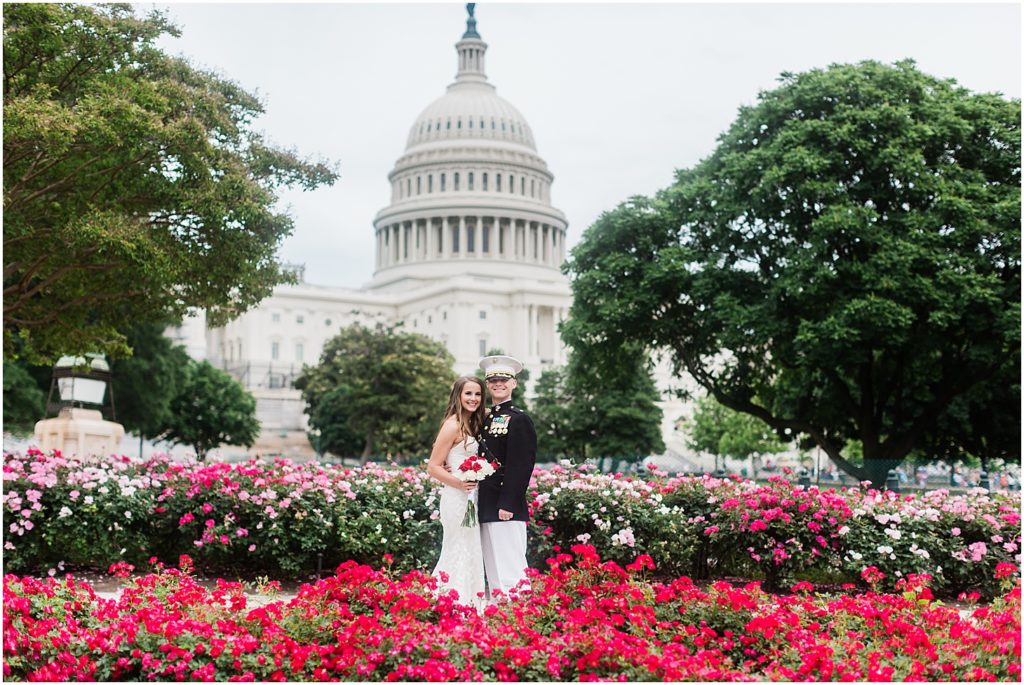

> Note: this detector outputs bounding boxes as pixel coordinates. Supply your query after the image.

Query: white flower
[576,503,585,510]
[877,545,894,555]
[124,510,132,519]
[838,526,850,535]
[884,528,902,540]
[58,506,72,519]
[576,533,591,543]
[84,496,94,505]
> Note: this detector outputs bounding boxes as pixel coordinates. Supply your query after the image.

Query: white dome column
[442,216,451,257]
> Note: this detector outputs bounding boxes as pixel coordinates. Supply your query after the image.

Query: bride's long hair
[440,376,486,443]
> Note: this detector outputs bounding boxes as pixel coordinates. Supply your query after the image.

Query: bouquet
[456,454,496,527]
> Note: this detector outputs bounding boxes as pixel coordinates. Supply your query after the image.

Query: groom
[477,355,536,599]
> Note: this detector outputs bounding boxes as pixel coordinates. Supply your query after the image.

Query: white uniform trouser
[480,521,530,599]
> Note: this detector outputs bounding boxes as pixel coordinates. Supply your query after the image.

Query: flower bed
[3,450,1020,597]
[3,549,1020,681]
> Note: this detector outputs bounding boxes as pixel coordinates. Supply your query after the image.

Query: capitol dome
[370,7,568,291]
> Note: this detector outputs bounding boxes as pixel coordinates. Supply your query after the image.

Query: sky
[151,2,1022,289]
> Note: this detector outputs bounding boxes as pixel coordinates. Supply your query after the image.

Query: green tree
[686,394,787,477]
[295,323,456,463]
[3,3,337,364]
[564,60,1020,486]
[531,366,578,461]
[109,321,191,447]
[2,359,46,435]
[532,344,665,472]
[161,360,259,460]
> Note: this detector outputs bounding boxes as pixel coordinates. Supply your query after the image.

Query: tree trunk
[360,429,375,466]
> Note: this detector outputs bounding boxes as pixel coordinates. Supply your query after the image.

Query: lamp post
[33,354,124,458]
[46,354,117,419]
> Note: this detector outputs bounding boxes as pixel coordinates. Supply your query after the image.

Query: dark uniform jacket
[476,399,537,523]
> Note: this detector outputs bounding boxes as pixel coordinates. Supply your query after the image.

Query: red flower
[995,562,1018,579]
[861,566,886,585]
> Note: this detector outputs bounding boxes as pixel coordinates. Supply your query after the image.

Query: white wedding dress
[432,437,485,609]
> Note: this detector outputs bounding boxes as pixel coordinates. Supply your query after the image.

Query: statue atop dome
[463,3,481,39]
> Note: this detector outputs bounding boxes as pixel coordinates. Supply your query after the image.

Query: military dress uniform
[477,399,536,523]
[477,355,536,599]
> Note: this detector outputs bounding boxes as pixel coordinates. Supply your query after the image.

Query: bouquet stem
[461,489,478,528]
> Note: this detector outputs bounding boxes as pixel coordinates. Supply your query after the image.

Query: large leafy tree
[2,360,46,435]
[109,321,191,445]
[295,323,456,463]
[686,394,788,476]
[564,60,1020,486]
[3,3,337,363]
[532,344,665,472]
[161,360,259,460]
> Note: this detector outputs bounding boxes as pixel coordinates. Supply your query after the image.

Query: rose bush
[3,450,1020,597]
[3,548,1020,681]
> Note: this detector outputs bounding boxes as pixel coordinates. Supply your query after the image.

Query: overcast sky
[153,2,1022,289]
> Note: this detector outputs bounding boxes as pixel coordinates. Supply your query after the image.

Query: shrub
[3,450,1019,598]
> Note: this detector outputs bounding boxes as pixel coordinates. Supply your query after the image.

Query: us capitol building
[174,8,579,456]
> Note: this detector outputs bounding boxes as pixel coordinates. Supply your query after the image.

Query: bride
[426,376,486,608]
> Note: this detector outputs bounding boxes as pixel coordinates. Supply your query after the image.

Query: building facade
[176,10,573,456]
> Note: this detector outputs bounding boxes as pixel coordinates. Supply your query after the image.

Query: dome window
[530,179,535,197]
[521,177,526,195]
[508,174,514,193]
[454,172,460,191]
[428,175,433,193]
[435,121,440,131]
[468,119,473,129]
[496,174,502,192]
[441,173,446,192]
[457,119,462,129]
[482,173,488,191]
[468,172,474,191]
[407,179,412,196]
[417,176,422,194]
[491,119,495,129]
[480,118,485,129]
[446,119,451,130]
[501,121,506,131]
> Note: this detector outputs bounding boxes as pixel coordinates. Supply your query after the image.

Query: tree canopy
[563,60,1020,485]
[2,360,46,435]
[162,360,259,460]
[686,394,788,475]
[532,343,664,472]
[295,323,456,463]
[3,3,337,363]
[109,321,191,441]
